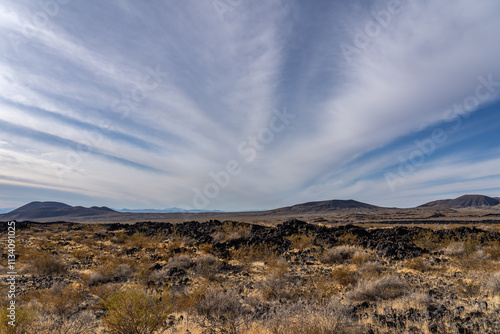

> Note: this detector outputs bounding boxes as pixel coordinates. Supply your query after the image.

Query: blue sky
[1,0,500,211]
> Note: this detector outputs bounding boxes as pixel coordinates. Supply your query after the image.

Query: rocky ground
[1,219,500,333]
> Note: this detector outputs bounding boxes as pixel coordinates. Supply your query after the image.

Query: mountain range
[0,194,498,222]
[418,194,500,209]
[117,208,224,213]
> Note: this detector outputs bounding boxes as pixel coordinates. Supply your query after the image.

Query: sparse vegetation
[102,287,172,334]
[348,275,408,301]
[3,219,500,333]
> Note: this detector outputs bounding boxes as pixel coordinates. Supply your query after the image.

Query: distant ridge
[419,195,500,209]
[118,208,224,213]
[268,199,378,214]
[1,201,116,220]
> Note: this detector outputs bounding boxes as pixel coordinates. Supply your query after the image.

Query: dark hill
[12,201,71,212]
[0,201,116,220]
[268,199,378,215]
[419,195,500,209]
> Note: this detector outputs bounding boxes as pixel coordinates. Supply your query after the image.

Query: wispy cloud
[0,0,499,210]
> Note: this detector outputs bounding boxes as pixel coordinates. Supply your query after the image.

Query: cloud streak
[0,0,499,210]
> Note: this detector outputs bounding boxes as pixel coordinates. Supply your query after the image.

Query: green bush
[103,287,172,334]
[0,306,36,334]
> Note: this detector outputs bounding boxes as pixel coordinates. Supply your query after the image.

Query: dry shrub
[194,287,246,333]
[199,243,216,255]
[320,245,358,264]
[90,283,120,303]
[349,275,407,301]
[194,254,222,280]
[463,238,480,256]
[350,249,373,265]
[286,234,316,250]
[212,222,252,243]
[331,266,359,287]
[486,271,500,295]
[31,311,97,334]
[232,244,276,266]
[258,274,291,301]
[484,241,500,260]
[110,231,129,244]
[357,261,386,278]
[337,233,359,245]
[262,299,359,334]
[71,248,94,261]
[103,287,172,334]
[84,262,133,286]
[442,242,465,257]
[29,252,67,276]
[392,291,431,311]
[412,230,444,251]
[0,306,36,334]
[456,249,496,272]
[165,254,193,270]
[128,232,151,248]
[404,256,435,272]
[302,274,339,303]
[174,282,210,313]
[31,283,85,317]
[455,279,481,298]
[265,256,289,278]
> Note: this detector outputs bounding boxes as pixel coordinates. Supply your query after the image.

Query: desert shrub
[199,243,216,255]
[84,263,133,286]
[286,234,315,250]
[193,254,223,281]
[357,261,386,278]
[331,266,359,287]
[29,253,67,276]
[0,306,36,334]
[71,248,94,261]
[486,271,500,295]
[463,238,480,256]
[320,246,358,264]
[455,280,481,298]
[90,283,120,303]
[173,282,210,313]
[484,241,500,260]
[128,232,150,248]
[31,283,85,317]
[110,231,129,244]
[302,274,339,303]
[392,291,431,311]
[165,254,193,270]
[212,222,252,243]
[258,274,290,301]
[265,256,289,278]
[349,275,407,301]
[442,242,465,257]
[336,233,359,245]
[102,287,172,334]
[194,288,246,334]
[350,249,373,265]
[404,256,435,272]
[232,244,277,266]
[412,230,445,251]
[31,311,97,334]
[262,300,357,334]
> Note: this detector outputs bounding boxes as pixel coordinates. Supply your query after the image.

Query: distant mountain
[268,199,378,215]
[117,208,224,213]
[0,208,15,214]
[419,195,500,208]
[0,201,116,220]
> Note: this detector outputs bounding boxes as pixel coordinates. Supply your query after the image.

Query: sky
[1,0,500,211]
